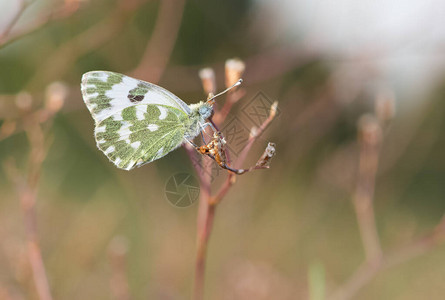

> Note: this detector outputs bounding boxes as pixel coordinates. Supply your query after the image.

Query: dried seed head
[45,81,68,113]
[256,142,276,168]
[270,101,278,118]
[225,58,245,89]
[358,114,382,146]
[15,92,32,111]
[199,68,216,95]
[265,142,276,157]
[250,126,258,138]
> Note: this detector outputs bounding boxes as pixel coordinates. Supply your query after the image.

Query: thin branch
[1,85,65,300]
[192,60,277,300]
[131,0,186,83]
[235,102,277,167]
[0,1,80,49]
[211,101,277,205]
[26,0,146,90]
[326,109,445,300]
[0,0,32,46]
[4,115,53,300]
[193,191,215,300]
[353,115,383,262]
[193,122,215,300]
[108,236,130,300]
[327,215,445,300]
[212,89,246,125]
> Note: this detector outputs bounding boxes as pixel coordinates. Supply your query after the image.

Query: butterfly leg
[202,121,217,132]
[200,131,207,144]
[184,138,198,148]
[198,121,216,144]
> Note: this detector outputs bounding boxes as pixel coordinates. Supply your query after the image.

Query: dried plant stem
[0,1,80,49]
[27,0,145,90]
[192,122,214,300]
[132,0,186,82]
[191,102,277,300]
[5,116,53,300]
[211,105,276,205]
[328,215,445,300]
[193,188,215,300]
[108,237,130,300]
[353,118,382,262]
[0,0,32,46]
[233,102,277,172]
[212,90,246,125]
[327,115,445,300]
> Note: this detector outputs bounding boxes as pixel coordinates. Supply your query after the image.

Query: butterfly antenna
[206,79,243,104]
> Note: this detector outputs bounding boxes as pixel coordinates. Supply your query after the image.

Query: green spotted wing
[81,71,194,170]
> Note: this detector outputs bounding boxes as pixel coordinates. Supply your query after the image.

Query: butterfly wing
[95,104,188,170]
[81,71,191,124]
[81,71,193,170]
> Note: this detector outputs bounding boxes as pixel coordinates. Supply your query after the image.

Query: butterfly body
[81,71,213,170]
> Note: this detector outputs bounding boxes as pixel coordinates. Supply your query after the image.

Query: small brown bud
[225,58,245,89]
[199,68,216,95]
[270,101,278,118]
[250,126,258,138]
[45,81,68,113]
[256,142,276,168]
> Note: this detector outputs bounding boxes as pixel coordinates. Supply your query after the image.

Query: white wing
[81,71,191,123]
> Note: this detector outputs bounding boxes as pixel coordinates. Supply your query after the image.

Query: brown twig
[4,118,53,300]
[353,115,383,262]
[326,99,445,300]
[328,215,445,300]
[2,84,65,300]
[192,62,277,300]
[211,103,277,205]
[0,0,33,46]
[108,236,130,300]
[212,89,246,125]
[0,1,80,49]
[131,0,186,82]
[26,0,146,90]
[195,131,275,175]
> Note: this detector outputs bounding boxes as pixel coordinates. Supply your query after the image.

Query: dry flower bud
[199,68,216,95]
[270,101,278,118]
[45,81,68,113]
[375,90,396,123]
[250,126,258,138]
[15,92,32,111]
[225,58,245,88]
[256,142,276,168]
[358,114,382,146]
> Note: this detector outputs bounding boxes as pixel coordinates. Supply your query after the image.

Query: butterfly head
[198,102,213,119]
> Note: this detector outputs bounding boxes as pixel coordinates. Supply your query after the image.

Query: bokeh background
[1,0,445,299]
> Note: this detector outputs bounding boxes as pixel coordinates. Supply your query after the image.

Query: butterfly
[81,71,241,170]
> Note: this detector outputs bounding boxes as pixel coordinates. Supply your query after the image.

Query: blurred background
[1,0,445,299]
